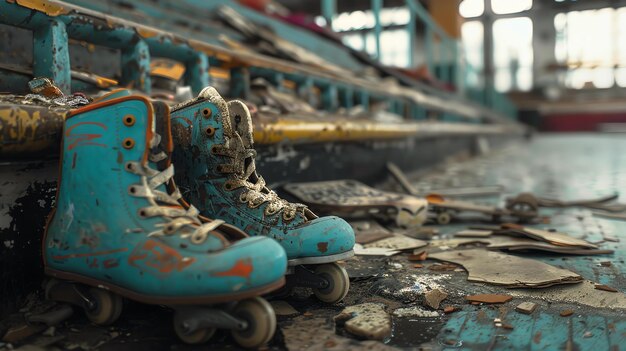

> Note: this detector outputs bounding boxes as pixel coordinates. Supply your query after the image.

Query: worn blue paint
[321,85,339,112]
[229,67,251,100]
[184,52,209,96]
[121,39,151,92]
[341,87,354,109]
[45,95,287,298]
[33,19,71,94]
[169,89,355,260]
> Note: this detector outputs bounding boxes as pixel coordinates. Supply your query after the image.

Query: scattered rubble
[334,303,391,341]
[350,220,394,244]
[560,310,574,317]
[594,284,618,293]
[515,302,538,314]
[431,249,583,288]
[443,306,457,314]
[423,289,448,309]
[270,301,299,316]
[465,294,512,304]
[392,306,439,318]
[364,235,428,251]
[408,251,428,261]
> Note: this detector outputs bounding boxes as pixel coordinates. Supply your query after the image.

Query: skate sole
[287,250,354,267]
[45,267,285,305]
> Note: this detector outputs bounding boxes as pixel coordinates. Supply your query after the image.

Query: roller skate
[170,87,355,303]
[43,92,287,348]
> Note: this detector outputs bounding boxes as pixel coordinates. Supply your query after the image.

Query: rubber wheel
[437,212,451,225]
[231,297,276,349]
[396,208,427,228]
[84,288,123,325]
[173,312,216,344]
[44,278,61,300]
[312,263,350,304]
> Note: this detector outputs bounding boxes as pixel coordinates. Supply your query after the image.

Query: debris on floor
[515,302,538,314]
[334,303,392,341]
[392,306,439,318]
[350,220,394,244]
[363,234,428,251]
[270,301,299,316]
[423,289,448,310]
[430,249,582,288]
[465,294,513,304]
[283,180,429,228]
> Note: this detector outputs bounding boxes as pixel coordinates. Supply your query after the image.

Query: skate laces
[213,134,309,222]
[127,133,224,243]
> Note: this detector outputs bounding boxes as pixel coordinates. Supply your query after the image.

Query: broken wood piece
[465,294,512,304]
[423,289,448,309]
[443,306,457,314]
[428,263,459,271]
[430,249,582,288]
[594,284,618,293]
[413,264,424,268]
[498,225,597,249]
[408,250,428,261]
[600,261,612,267]
[559,310,574,317]
[515,302,538,314]
[386,162,419,196]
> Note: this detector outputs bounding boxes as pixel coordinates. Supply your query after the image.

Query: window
[459,0,484,18]
[336,7,412,68]
[493,17,533,92]
[462,21,484,87]
[491,0,532,15]
[555,7,626,89]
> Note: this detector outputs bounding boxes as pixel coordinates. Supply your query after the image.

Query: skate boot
[170,87,355,303]
[43,93,287,348]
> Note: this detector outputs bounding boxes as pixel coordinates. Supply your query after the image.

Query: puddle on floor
[385,316,446,348]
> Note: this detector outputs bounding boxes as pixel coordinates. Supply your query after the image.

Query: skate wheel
[396,209,427,229]
[436,211,451,225]
[44,278,61,300]
[173,312,216,344]
[312,263,350,304]
[84,288,123,325]
[231,297,276,348]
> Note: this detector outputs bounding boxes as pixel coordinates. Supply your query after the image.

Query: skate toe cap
[287,216,355,259]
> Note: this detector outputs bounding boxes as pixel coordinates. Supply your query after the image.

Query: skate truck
[0,0,524,337]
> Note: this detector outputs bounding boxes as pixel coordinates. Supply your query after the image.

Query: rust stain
[213,258,253,279]
[533,331,542,344]
[103,258,119,269]
[52,248,128,260]
[317,242,328,253]
[128,239,195,274]
[71,152,77,169]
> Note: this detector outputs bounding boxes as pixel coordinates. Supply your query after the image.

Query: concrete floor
[2,134,626,350]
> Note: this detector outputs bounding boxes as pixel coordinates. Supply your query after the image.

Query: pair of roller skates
[43,87,355,348]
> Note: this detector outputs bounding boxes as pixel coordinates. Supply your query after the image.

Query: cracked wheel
[231,297,276,348]
[312,263,350,303]
[84,288,123,325]
[173,312,216,344]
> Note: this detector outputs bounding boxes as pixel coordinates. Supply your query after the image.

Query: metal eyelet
[122,138,135,149]
[283,212,296,221]
[138,209,148,218]
[163,224,175,234]
[210,145,219,155]
[265,206,279,216]
[128,185,137,194]
[123,114,136,126]
[224,182,234,191]
[125,162,134,171]
[201,108,212,118]
[191,232,207,244]
[239,193,248,203]
[205,127,215,137]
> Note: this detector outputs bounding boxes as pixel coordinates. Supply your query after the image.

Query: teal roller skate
[43,92,287,348]
[170,87,355,303]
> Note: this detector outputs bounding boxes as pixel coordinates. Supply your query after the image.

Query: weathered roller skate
[170,87,355,303]
[43,92,287,348]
